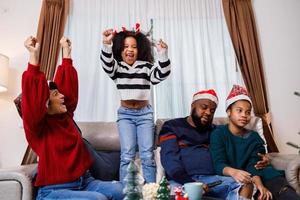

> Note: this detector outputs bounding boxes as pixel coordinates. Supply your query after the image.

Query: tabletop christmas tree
[156,176,170,200]
[123,161,143,200]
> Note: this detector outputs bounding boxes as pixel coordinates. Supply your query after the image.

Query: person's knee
[120,151,135,164]
[90,193,109,200]
[120,153,135,164]
[218,176,240,191]
[111,182,125,200]
[89,181,124,200]
[140,153,155,167]
[102,182,124,200]
[239,183,254,199]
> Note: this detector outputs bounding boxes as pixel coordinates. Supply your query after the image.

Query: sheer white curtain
[65,0,243,121]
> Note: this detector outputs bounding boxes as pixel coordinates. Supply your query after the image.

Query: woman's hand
[60,36,72,58]
[24,36,40,53]
[24,36,39,65]
[102,29,114,45]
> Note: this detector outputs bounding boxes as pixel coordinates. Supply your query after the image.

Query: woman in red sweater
[21,36,123,200]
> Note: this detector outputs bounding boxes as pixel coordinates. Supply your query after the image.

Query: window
[65,0,243,121]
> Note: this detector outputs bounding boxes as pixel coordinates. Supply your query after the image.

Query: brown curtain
[222,0,279,152]
[21,0,69,165]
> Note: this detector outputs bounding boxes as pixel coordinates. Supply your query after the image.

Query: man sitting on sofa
[20,35,124,200]
[159,89,268,199]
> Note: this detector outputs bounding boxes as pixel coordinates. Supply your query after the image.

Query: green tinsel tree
[156,176,170,200]
[123,161,143,200]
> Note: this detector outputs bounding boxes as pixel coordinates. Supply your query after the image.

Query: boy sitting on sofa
[21,35,124,200]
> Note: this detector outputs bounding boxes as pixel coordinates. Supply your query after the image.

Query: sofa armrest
[0,164,37,200]
[267,153,297,170]
[286,156,300,195]
[268,153,300,195]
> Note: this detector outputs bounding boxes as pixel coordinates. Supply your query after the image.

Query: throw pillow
[83,138,120,181]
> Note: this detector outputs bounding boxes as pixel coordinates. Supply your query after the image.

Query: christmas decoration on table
[156,176,171,200]
[183,194,189,200]
[123,161,143,200]
[142,182,159,200]
[174,187,189,200]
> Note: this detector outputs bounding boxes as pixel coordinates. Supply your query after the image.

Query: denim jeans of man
[117,105,156,184]
[169,175,243,200]
[36,172,124,200]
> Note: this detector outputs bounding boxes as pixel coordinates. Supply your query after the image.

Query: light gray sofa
[0,117,299,200]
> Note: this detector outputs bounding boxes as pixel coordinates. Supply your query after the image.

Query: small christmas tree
[123,161,143,200]
[157,176,170,200]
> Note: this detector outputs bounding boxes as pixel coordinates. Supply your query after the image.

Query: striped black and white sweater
[100,44,171,100]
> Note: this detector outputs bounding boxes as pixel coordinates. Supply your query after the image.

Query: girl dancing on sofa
[100,23,171,184]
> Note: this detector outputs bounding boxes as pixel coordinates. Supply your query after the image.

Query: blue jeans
[169,175,242,200]
[192,175,242,200]
[36,172,124,200]
[117,105,156,184]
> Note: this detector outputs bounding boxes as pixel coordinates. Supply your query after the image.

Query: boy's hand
[156,39,168,53]
[255,153,270,170]
[60,36,71,58]
[102,29,114,45]
[24,36,39,65]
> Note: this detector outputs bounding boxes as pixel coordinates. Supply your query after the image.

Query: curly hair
[112,31,154,63]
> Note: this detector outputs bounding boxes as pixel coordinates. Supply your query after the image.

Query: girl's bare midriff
[121,100,149,109]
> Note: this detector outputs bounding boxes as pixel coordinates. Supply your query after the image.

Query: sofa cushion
[78,122,120,151]
[92,150,120,181]
[83,138,120,181]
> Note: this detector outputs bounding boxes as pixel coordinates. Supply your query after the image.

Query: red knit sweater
[21,58,93,186]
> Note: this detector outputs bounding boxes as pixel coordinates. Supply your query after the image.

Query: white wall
[0,0,42,167]
[253,0,300,153]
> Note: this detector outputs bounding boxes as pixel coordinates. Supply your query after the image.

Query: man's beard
[191,108,212,131]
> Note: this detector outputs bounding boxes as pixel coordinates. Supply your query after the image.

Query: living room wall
[0,0,299,168]
[0,0,41,167]
[253,0,300,154]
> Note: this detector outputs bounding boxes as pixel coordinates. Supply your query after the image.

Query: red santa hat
[192,89,219,105]
[226,85,252,110]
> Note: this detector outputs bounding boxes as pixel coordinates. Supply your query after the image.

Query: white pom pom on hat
[192,89,219,105]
